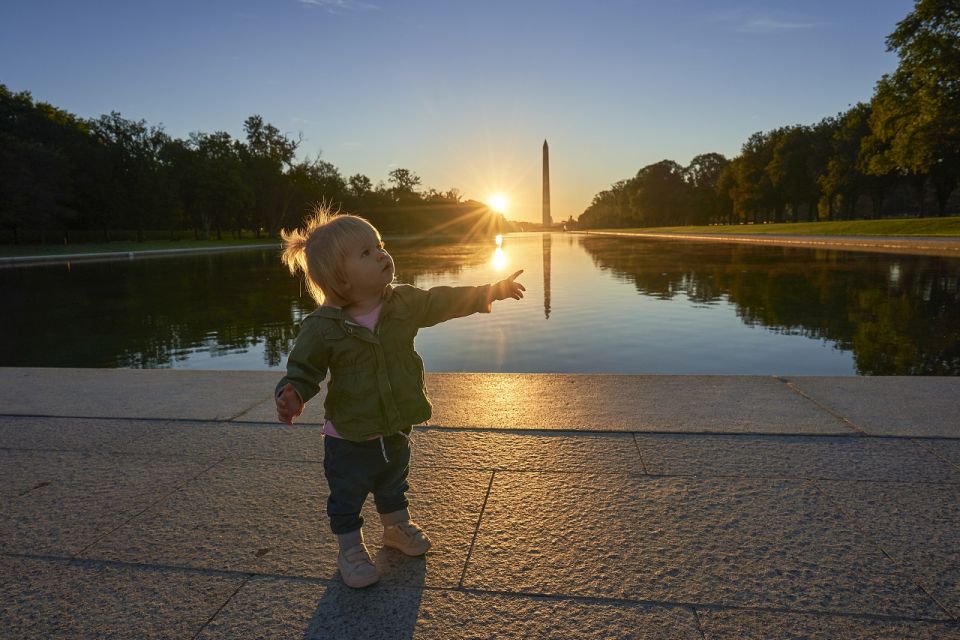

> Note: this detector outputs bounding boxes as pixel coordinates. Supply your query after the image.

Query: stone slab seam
[628,471,958,485]
[448,585,958,625]
[225,395,278,422]
[427,423,864,437]
[192,574,256,640]
[0,445,240,463]
[6,442,958,482]
[459,470,496,589]
[1,551,249,580]
[632,433,650,475]
[413,463,647,476]
[776,377,868,436]
[691,607,707,640]
[7,414,953,440]
[0,413,175,423]
[73,456,230,558]
[911,439,960,475]
[10,414,944,439]
[808,478,958,622]
[5,551,957,627]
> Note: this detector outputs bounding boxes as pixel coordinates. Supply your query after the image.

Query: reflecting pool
[2,233,958,375]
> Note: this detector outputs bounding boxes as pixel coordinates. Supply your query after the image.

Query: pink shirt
[323,303,382,439]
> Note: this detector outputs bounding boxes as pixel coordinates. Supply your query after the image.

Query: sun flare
[488,193,508,213]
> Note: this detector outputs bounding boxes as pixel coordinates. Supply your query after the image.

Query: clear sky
[0,0,914,222]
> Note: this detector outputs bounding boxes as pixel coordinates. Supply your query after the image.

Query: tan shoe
[382,520,432,556]
[337,543,380,588]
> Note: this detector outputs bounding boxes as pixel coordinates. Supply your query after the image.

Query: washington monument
[542,139,552,226]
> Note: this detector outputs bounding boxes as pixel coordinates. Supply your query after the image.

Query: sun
[488,193,508,213]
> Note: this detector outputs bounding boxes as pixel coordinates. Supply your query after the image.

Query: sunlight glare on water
[491,247,507,271]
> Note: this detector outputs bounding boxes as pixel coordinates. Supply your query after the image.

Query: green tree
[89,112,172,241]
[627,160,691,226]
[820,104,872,219]
[858,124,901,219]
[193,131,250,239]
[578,180,632,228]
[685,152,729,224]
[387,167,422,202]
[868,0,960,215]
[731,131,780,223]
[715,161,739,224]
[348,173,373,199]
[768,121,835,223]
[242,115,299,234]
[287,157,347,225]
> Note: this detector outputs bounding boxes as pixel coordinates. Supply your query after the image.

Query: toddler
[275,207,524,588]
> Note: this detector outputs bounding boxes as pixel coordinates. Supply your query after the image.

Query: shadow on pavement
[303,548,426,639]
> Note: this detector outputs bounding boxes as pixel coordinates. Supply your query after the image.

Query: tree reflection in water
[0,238,496,369]
[2,236,958,375]
[578,237,960,375]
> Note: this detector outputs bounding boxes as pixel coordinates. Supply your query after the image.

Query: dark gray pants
[322,430,411,535]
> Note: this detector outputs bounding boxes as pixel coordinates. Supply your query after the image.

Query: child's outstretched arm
[399,269,526,327]
[486,269,526,308]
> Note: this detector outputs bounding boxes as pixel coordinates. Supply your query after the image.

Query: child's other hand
[490,269,526,302]
[276,383,304,425]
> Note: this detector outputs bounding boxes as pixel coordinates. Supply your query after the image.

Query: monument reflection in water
[1,233,958,375]
[494,232,550,319]
[542,233,551,320]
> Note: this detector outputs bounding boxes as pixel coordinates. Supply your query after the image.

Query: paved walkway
[577,230,960,258]
[1,368,958,639]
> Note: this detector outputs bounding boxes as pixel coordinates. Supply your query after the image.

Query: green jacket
[277,283,492,441]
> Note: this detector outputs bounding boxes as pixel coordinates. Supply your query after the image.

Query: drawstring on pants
[378,430,412,463]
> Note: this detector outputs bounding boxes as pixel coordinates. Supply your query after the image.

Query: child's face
[340,229,394,297]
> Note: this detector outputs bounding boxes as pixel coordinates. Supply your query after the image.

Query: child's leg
[372,430,412,518]
[324,436,383,588]
[374,430,432,556]
[323,436,376,543]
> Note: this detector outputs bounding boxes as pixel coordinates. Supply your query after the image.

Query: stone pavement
[0,368,958,639]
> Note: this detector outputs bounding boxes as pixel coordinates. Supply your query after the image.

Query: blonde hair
[280,203,383,305]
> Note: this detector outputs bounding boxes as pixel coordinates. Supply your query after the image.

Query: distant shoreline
[0,233,490,268]
[0,243,279,268]
[7,227,960,266]
[575,230,960,258]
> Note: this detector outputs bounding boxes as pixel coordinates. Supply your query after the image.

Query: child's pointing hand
[489,269,526,303]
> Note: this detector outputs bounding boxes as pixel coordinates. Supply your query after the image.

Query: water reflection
[542,233,552,319]
[577,236,960,375]
[1,234,958,375]
[0,238,496,370]
[492,247,507,271]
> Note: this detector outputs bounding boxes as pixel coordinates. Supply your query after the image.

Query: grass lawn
[0,237,280,258]
[597,216,960,237]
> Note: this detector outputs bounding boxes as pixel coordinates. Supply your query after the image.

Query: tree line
[0,88,505,244]
[578,0,960,229]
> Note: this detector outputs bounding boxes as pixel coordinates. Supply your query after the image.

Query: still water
[2,233,959,375]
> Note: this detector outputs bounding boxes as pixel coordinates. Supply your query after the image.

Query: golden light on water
[495,234,503,246]
[492,247,507,270]
[489,193,508,213]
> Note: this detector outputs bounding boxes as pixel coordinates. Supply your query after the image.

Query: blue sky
[1,0,913,222]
